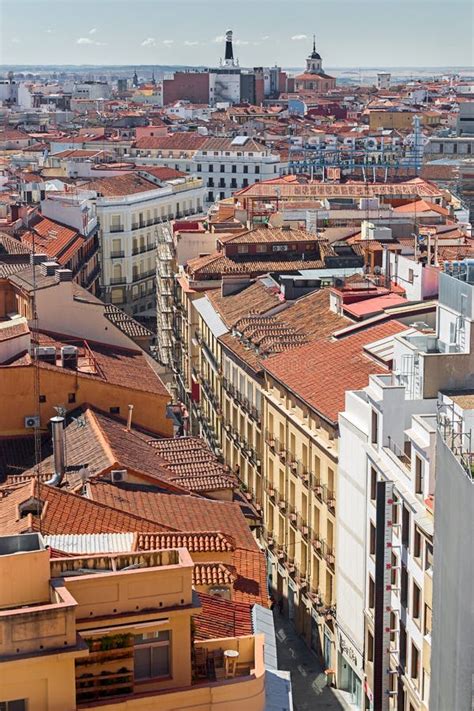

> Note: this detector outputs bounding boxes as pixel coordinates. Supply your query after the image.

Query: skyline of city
[1,0,473,68]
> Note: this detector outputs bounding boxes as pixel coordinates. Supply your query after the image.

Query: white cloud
[163,39,174,45]
[261,35,270,41]
[46,28,53,34]
[184,40,199,46]
[291,34,308,41]
[77,36,106,46]
[234,39,249,46]
[213,35,225,43]
[141,37,156,47]
[89,27,97,34]
[11,37,21,44]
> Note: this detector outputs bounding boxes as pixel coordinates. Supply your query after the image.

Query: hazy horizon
[1,0,473,68]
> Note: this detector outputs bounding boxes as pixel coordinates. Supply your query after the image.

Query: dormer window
[18,496,44,519]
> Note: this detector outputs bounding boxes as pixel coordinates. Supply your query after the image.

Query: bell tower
[306,35,322,74]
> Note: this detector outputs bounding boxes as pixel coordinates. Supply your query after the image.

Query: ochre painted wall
[0,364,173,436]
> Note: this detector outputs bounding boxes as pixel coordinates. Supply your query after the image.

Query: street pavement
[274,612,348,710]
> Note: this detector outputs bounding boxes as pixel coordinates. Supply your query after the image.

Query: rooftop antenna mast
[30,216,43,531]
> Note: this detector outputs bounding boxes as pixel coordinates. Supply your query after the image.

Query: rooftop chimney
[127,404,134,431]
[55,268,73,283]
[40,261,59,276]
[45,416,65,487]
[30,253,48,266]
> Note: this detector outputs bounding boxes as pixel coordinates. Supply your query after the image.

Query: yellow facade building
[0,533,266,711]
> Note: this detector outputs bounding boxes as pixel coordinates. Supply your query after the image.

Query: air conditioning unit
[25,415,40,429]
[111,469,127,483]
[61,345,78,369]
[35,346,57,364]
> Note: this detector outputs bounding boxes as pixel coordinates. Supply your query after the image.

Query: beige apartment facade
[262,372,337,668]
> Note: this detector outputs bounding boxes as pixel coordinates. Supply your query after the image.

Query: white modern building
[86,170,204,317]
[195,136,282,205]
[73,81,112,100]
[337,259,474,711]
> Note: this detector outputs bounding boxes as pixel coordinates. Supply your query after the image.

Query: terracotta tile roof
[133,134,206,151]
[33,332,170,398]
[22,217,83,265]
[104,304,154,339]
[186,252,326,279]
[0,320,29,342]
[231,548,269,606]
[84,173,159,197]
[0,481,167,536]
[263,320,407,423]
[224,226,321,245]
[88,480,258,551]
[193,562,237,586]
[194,592,253,640]
[0,232,32,255]
[200,137,270,154]
[207,280,281,328]
[235,178,443,201]
[138,166,188,180]
[134,530,235,553]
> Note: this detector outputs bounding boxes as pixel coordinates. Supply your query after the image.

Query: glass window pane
[151,645,170,677]
[134,647,151,680]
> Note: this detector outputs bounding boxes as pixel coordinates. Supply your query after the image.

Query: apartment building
[23,193,100,294]
[85,170,204,316]
[337,258,474,710]
[0,266,172,436]
[193,136,283,206]
[130,133,207,173]
[0,533,266,711]
[173,247,439,671]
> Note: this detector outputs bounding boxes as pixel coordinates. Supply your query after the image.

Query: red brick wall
[163,73,210,105]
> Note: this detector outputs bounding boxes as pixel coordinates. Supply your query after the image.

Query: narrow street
[274,613,347,710]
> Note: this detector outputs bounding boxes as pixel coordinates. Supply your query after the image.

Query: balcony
[109,226,124,233]
[296,513,309,538]
[327,490,336,514]
[311,532,326,558]
[110,251,125,259]
[192,635,263,687]
[325,546,336,572]
[110,276,127,285]
[311,477,326,503]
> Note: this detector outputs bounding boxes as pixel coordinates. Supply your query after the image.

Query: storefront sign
[338,629,361,669]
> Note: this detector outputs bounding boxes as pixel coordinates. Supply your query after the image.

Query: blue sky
[1,0,472,67]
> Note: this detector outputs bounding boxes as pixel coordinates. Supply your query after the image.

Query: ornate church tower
[306,35,323,74]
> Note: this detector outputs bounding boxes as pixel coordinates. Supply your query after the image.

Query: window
[412,581,421,622]
[371,409,379,445]
[399,620,407,667]
[390,611,397,642]
[411,642,420,683]
[414,527,422,561]
[134,630,170,680]
[425,542,433,571]
[255,165,260,174]
[369,521,376,556]
[368,575,375,609]
[408,268,414,284]
[401,563,408,607]
[424,603,432,637]
[231,165,237,173]
[208,164,214,172]
[370,467,377,500]
[196,163,202,171]
[0,701,27,711]
[68,393,76,404]
[415,456,424,495]
[219,192,225,200]
[391,552,398,589]
[109,407,120,414]
[220,164,225,173]
[402,505,410,547]
[256,244,266,253]
[243,165,248,174]
[39,395,46,403]
[392,493,399,525]
[367,630,374,662]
